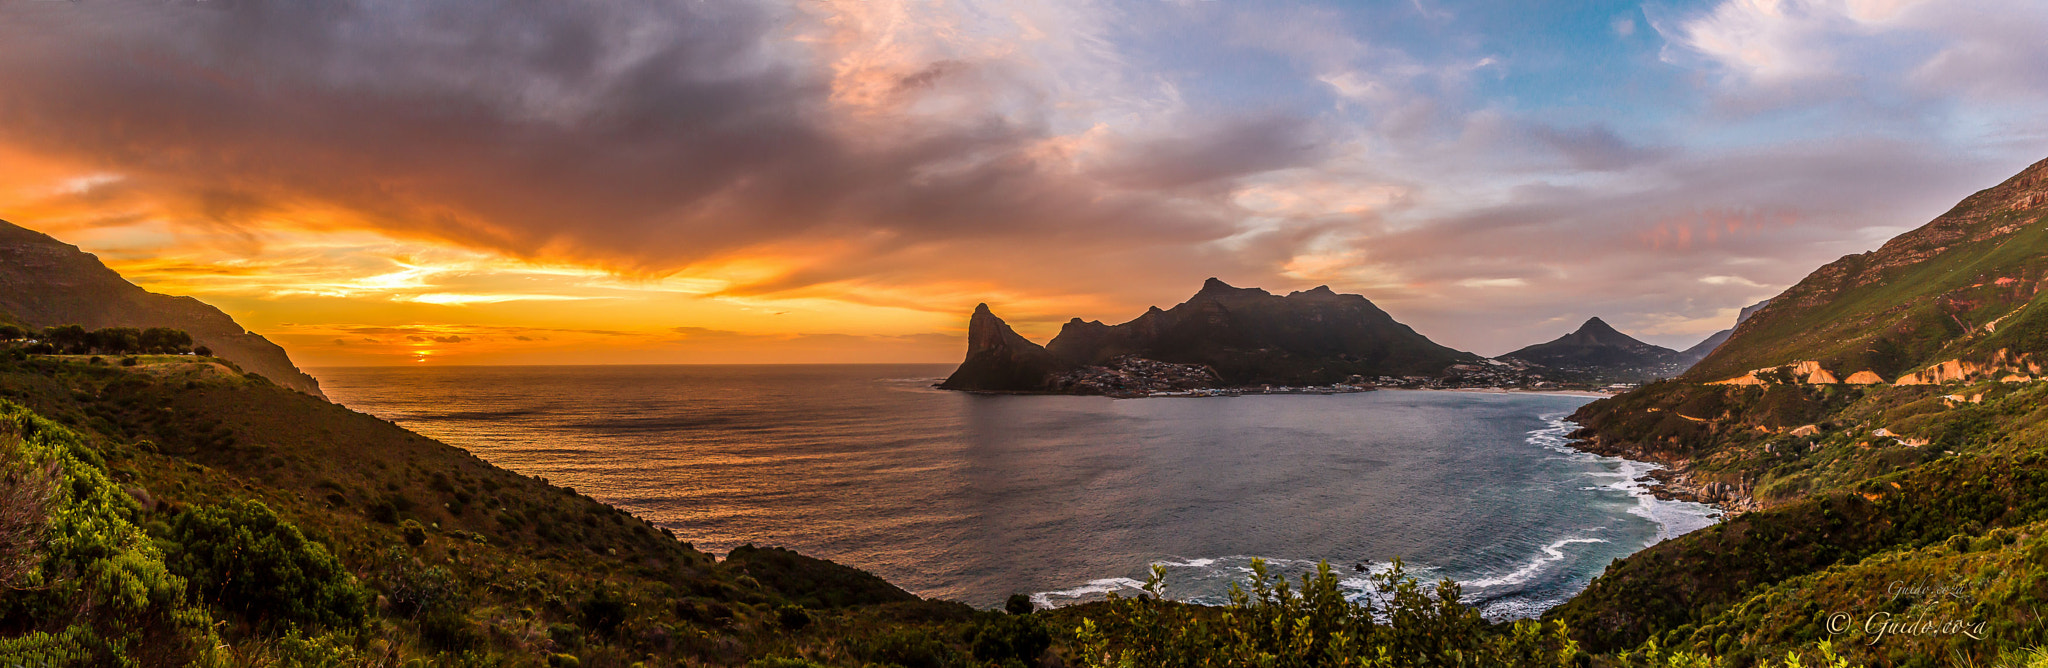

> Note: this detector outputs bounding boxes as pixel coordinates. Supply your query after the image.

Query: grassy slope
[0,354,1021,667]
[1690,160,2048,382]
[1546,158,2048,667]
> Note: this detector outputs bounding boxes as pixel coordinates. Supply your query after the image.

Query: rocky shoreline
[1569,431,1759,516]
[935,381,1379,400]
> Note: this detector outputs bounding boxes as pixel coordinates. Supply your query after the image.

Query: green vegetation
[7,337,2045,666]
[5,324,195,356]
[1066,559,1880,668]
[1689,178,2048,382]
[1548,376,2048,666]
[0,351,1067,666]
[0,398,225,666]
[160,499,369,629]
[10,158,2048,664]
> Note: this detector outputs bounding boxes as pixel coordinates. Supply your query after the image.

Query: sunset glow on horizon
[4,0,2046,365]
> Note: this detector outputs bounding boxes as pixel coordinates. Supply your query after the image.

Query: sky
[1,0,2045,365]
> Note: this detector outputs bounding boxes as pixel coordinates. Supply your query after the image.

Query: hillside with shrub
[1546,157,2048,667]
[0,353,1049,666]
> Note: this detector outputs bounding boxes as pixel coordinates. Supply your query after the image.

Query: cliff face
[942,279,1475,392]
[0,220,326,398]
[1501,317,1681,380]
[1687,156,2048,383]
[937,304,1076,392]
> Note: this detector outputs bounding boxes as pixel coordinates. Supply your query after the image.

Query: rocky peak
[1568,317,1635,345]
[940,304,1074,391]
[965,303,1006,353]
[1193,277,1272,301]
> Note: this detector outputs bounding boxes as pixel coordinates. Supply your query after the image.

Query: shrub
[0,439,57,587]
[1075,559,1496,667]
[971,614,1051,663]
[262,629,365,666]
[749,659,828,668]
[417,607,481,651]
[580,587,630,636]
[159,499,368,629]
[776,603,812,630]
[0,401,227,665]
[365,499,399,524]
[377,546,460,618]
[853,628,960,668]
[401,519,427,547]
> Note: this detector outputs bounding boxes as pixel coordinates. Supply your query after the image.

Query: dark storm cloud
[0,0,1313,284]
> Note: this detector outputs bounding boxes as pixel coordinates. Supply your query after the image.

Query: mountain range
[942,278,1479,393]
[9,154,2048,664]
[942,279,1744,393]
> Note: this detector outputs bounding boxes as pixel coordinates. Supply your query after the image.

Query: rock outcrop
[937,304,1076,392]
[0,220,325,397]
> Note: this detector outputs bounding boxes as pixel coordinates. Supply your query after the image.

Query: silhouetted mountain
[938,304,1077,391]
[941,279,1476,392]
[1501,317,1680,380]
[0,220,325,397]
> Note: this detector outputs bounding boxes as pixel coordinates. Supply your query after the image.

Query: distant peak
[974,302,993,315]
[1568,317,1645,346]
[1193,277,1271,299]
[1578,317,1615,332]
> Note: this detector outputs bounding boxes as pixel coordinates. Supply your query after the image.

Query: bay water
[313,364,1717,617]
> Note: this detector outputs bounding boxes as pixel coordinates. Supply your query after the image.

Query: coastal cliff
[0,220,326,397]
[938,304,1077,392]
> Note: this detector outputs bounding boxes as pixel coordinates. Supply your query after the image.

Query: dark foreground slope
[943,278,1476,392]
[1544,158,2048,666]
[0,355,1036,666]
[0,220,325,397]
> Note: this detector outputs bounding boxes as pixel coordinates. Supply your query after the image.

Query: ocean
[312,363,1718,617]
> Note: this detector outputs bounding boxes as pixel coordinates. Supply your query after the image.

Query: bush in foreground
[159,499,368,630]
